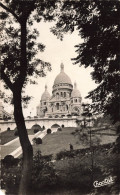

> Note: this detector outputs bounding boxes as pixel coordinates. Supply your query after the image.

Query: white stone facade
[37,63,82,118]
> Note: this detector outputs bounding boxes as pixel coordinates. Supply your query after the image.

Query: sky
[2,20,98,117]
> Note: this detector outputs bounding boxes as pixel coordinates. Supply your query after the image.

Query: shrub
[56,150,74,160]
[32,137,42,144]
[3,155,15,166]
[7,127,10,131]
[34,129,39,134]
[1,159,21,192]
[58,127,62,131]
[71,131,75,135]
[36,138,42,144]
[75,127,82,132]
[14,130,18,136]
[47,129,51,134]
[32,151,58,188]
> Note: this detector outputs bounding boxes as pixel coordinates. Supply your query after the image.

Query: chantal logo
[93,176,114,188]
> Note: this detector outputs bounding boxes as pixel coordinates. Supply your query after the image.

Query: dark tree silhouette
[0,0,57,194]
[52,0,120,123]
[52,0,120,151]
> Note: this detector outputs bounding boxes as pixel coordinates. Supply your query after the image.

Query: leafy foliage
[33,137,42,144]
[52,0,120,123]
[1,151,58,193]
[0,0,59,193]
[0,0,59,103]
[32,151,58,188]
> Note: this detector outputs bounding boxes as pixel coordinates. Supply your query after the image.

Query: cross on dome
[60,63,64,72]
[45,84,47,91]
[74,82,77,89]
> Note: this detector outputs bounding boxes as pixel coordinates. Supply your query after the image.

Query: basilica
[36,63,82,118]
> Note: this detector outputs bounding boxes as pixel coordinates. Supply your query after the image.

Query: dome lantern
[74,82,77,89]
[60,63,64,72]
[45,84,47,91]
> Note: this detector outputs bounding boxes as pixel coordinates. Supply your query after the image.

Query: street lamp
[82,103,94,186]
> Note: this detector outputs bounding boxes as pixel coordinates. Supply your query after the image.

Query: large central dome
[54,63,72,86]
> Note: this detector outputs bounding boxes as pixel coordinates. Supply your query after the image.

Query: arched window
[56,103,59,110]
[56,93,59,99]
[64,92,66,97]
[75,99,77,103]
[61,92,63,97]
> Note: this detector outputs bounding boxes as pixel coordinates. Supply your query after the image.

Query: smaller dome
[71,82,81,98]
[41,85,50,101]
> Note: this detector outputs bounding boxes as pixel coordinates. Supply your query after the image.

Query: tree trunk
[13,90,33,195]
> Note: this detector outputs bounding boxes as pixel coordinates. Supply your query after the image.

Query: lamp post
[82,103,94,186]
[87,112,94,186]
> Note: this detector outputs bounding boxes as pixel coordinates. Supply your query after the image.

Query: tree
[52,0,120,123]
[74,126,101,186]
[0,0,57,194]
[52,0,120,148]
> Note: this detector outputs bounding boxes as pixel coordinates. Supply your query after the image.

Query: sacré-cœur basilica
[36,63,83,118]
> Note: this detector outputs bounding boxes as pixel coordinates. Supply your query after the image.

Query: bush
[58,127,62,131]
[1,159,21,192]
[14,130,18,136]
[36,138,42,144]
[32,137,42,144]
[34,129,39,134]
[32,151,58,188]
[56,150,74,160]
[47,129,51,134]
[71,131,75,135]
[7,127,10,131]
[3,155,15,166]
[75,127,82,132]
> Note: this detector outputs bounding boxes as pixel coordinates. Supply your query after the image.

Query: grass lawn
[2,126,119,195]
[0,130,17,145]
[33,127,117,156]
[1,129,40,145]
[53,145,119,195]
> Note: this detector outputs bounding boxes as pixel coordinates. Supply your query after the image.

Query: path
[1,130,47,159]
